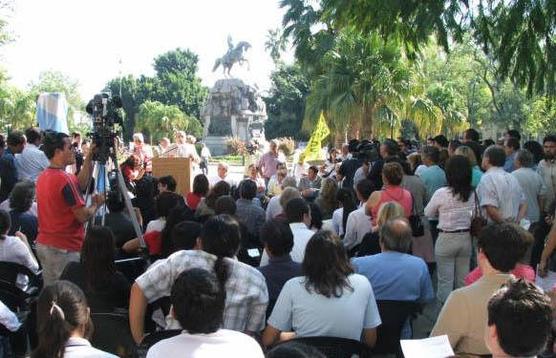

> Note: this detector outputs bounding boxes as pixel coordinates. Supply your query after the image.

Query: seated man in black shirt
[257,219,302,317]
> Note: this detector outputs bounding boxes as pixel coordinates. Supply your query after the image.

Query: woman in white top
[424,155,477,303]
[0,210,39,288]
[332,188,357,237]
[32,281,117,358]
[262,231,381,348]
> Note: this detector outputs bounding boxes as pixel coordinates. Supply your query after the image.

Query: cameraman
[35,132,104,285]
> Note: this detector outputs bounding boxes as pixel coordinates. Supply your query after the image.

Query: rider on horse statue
[213,35,251,77]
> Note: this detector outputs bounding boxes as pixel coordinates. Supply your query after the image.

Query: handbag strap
[473,189,483,219]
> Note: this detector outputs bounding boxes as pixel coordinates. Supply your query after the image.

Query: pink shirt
[258,152,280,179]
[464,263,535,286]
[371,186,412,226]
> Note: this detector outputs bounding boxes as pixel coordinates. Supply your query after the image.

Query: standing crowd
[0,127,555,358]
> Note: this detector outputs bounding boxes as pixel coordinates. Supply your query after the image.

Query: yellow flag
[303,112,330,161]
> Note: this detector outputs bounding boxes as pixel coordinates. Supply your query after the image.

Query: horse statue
[212,37,251,77]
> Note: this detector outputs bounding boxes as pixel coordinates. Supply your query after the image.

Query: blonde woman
[315,177,338,220]
[356,201,406,257]
[454,145,483,188]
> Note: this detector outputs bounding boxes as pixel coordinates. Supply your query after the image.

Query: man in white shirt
[260,198,313,266]
[265,177,298,221]
[16,127,49,182]
[209,162,236,187]
[477,145,527,223]
[343,179,373,251]
[146,268,263,358]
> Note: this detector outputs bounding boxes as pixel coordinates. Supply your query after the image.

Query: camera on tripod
[85,92,123,163]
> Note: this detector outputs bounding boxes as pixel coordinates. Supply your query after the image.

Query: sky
[2,0,293,100]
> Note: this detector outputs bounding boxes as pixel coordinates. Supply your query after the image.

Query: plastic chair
[280,336,371,358]
[372,300,421,357]
[90,311,137,358]
[136,329,181,358]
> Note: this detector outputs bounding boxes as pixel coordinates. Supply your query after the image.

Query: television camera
[85,92,123,164]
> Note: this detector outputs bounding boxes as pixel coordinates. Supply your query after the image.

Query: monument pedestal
[203,136,229,156]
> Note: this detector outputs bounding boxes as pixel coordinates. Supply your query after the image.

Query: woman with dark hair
[61,226,130,312]
[123,191,183,255]
[262,230,381,348]
[308,203,323,231]
[128,214,268,343]
[425,155,477,303]
[7,180,38,243]
[332,188,357,237]
[523,140,544,168]
[160,207,196,258]
[120,154,145,185]
[195,180,231,222]
[186,174,209,211]
[32,280,117,358]
[366,162,413,226]
[170,221,202,253]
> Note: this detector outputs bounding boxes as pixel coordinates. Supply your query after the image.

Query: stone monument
[202,37,267,155]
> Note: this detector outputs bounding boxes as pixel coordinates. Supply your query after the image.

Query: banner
[303,112,330,161]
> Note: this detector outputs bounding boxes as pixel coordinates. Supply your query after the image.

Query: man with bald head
[352,218,434,304]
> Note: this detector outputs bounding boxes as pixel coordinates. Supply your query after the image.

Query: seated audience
[7,180,38,243]
[314,177,338,220]
[431,223,529,355]
[186,174,209,211]
[132,176,157,231]
[353,218,433,304]
[331,188,357,237]
[265,177,298,220]
[61,226,131,312]
[195,180,231,221]
[265,341,326,358]
[0,210,39,288]
[0,131,25,203]
[123,191,182,255]
[120,154,145,186]
[246,163,266,194]
[267,167,288,197]
[146,268,264,358]
[99,191,136,249]
[262,231,381,348]
[357,201,406,257]
[129,215,268,343]
[159,208,196,258]
[308,202,323,231]
[209,162,236,188]
[298,165,322,199]
[235,180,265,239]
[257,219,303,316]
[485,279,552,358]
[259,198,313,266]
[32,281,117,358]
[343,179,373,251]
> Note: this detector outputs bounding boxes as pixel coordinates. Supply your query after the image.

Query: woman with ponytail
[32,280,116,358]
[129,214,268,344]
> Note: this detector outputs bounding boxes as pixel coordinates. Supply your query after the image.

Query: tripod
[84,146,146,252]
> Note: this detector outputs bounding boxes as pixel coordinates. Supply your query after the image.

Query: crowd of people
[0,126,555,357]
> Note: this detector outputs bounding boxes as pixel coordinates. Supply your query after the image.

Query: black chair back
[90,311,137,358]
[373,300,421,356]
[0,262,41,311]
[283,336,371,358]
[137,329,181,358]
[115,257,148,283]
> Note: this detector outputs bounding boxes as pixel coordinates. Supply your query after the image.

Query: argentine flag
[36,92,69,134]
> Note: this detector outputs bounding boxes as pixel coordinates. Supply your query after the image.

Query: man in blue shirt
[0,132,25,202]
[352,218,434,303]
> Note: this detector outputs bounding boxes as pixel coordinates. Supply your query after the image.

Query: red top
[144,231,162,256]
[36,168,85,252]
[465,263,535,286]
[185,192,202,211]
[371,186,412,226]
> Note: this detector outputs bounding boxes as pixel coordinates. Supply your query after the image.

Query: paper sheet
[400,335,455,358]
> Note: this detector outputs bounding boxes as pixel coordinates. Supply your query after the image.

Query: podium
[151,157,193,195]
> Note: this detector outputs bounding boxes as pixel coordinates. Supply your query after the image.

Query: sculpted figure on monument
[212,35,251,77]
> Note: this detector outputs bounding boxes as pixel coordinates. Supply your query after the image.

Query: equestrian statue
[212,35,251,77]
